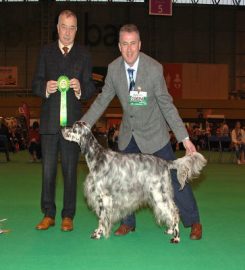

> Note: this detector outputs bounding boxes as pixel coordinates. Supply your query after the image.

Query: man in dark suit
[81,24,202,240]
[32,10,96,231]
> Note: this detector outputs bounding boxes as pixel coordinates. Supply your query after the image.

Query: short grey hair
[58,10,77,25]
[119,24,140,40]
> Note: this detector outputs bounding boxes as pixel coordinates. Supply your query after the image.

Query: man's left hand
[182,138,197,155]
[70,78,81,97]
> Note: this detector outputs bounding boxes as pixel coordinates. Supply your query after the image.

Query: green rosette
[57,75,70,127]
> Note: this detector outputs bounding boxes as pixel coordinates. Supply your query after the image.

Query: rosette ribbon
[57,75,70,127]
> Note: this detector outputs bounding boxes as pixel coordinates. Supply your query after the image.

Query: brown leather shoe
[114,224,135,236]
[35,217,55,230]
[190,223,202,240]
[61,217,73,232]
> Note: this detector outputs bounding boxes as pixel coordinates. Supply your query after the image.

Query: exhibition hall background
[1,4,245,270]
[0,2,245,120]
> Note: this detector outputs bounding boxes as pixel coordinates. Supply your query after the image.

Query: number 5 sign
[149,0,172,16]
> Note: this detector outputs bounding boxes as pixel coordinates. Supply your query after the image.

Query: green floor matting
[0,150,245,270]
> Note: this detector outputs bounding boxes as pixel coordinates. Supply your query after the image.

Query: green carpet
[0,151,245,270]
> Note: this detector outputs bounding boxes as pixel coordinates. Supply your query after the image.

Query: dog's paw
[164,228,173,235]
[91,233,101,239]
[91,229,103,240]
[170,237,180,244]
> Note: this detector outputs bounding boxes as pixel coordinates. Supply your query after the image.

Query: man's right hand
[46,80,58,95]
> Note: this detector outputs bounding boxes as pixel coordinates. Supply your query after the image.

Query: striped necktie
[63,46,69,56]
[127,68,135,92]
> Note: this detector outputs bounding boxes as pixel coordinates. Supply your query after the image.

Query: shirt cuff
[75,91,81,100]
[182,136,190,141]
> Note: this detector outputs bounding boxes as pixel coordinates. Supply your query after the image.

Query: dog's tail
[168,152,207,189]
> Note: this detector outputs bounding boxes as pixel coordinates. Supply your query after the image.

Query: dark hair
[32,121,39,130]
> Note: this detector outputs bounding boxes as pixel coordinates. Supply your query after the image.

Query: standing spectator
[28,121,41,162]
[0,118,11,141]
[9,121,20,152]
[81,24,202,240]
[107,126,116,150]
[112,124,119,151]
[231,121,245,165]
[107,124,119,151]
[0,118,11,161]
[32,10,96,231]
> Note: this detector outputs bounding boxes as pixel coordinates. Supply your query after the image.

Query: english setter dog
[62,121,206,243]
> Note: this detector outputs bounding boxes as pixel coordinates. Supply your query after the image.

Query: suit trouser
[121,136,200,227]
[40,131,80,219]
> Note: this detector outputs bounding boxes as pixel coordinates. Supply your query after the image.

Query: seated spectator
[28,121,41,162]
[216,123,223,137]
[209,122,219,136]
[231,121,245,165]
[205,121,211,137]
[191,124,205,150]
[220,121,230,137]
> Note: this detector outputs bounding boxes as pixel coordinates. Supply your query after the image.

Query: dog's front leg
[91,195,105,239]
[164,213,180,243]
[91,194,112,240]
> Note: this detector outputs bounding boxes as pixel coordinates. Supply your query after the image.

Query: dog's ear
[61,127,72,141]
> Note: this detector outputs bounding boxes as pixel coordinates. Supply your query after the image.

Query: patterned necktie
[62,46,69,56]
[127,68,135,92]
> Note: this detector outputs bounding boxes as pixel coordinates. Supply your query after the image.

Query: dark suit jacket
[82,52,188,154]
[32,41,96,134]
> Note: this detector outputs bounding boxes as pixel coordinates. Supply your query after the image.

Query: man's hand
[46,80,58,95]
[70,78,81,96]
[182,138,197,155]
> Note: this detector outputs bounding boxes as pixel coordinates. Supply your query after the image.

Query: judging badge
[129,87,148,106]
[58,75,70,126]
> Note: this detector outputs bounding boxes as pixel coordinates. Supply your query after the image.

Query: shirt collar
[124,56,140,74]
[58,40,73,54]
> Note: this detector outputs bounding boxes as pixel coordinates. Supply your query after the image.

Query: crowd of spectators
[1,116,245,165]
[0,117,27,153]
[0,116,41,162]
[175,120,245,164]
[104,120,237,153]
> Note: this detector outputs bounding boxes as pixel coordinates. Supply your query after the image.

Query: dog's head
[62,121,92,153]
